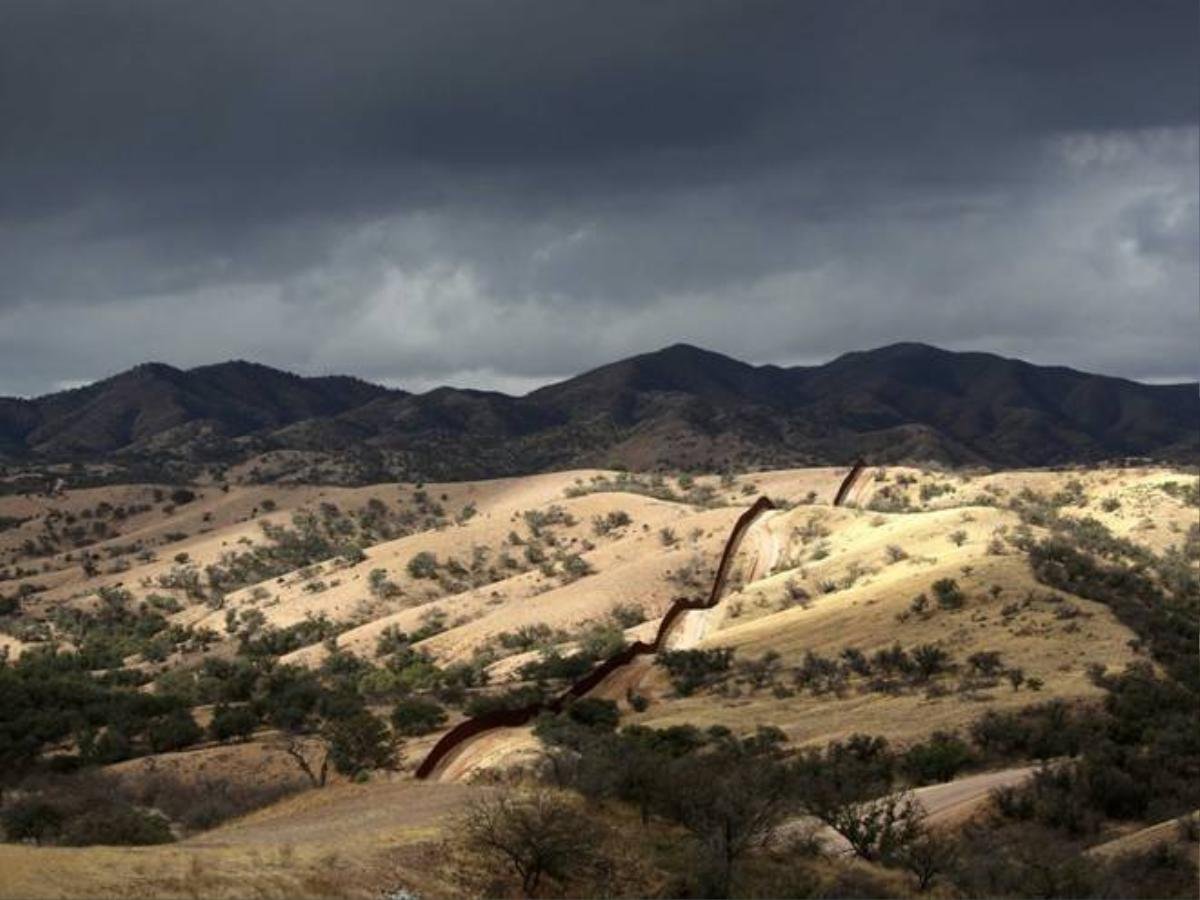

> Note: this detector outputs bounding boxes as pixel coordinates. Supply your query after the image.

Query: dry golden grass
[0,463,1193,898]
[0,780,475,899]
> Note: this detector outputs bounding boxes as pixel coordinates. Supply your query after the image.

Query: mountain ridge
[1,344,1195,476]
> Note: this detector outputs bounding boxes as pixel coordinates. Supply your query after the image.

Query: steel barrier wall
[833,458,867,507]
[414,464,865,779]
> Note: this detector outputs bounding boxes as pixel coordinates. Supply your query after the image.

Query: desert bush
[967,651,1004,677]
[911,644,951,681]
[498,623,557,652]
[657,648,735,696]
[931,578,966,609]
[519,650,595,683]
[901,731,975,785]
[591,510,631,536]
[406,551,439,579]
[607,602,646,628]
[464,685,547,717]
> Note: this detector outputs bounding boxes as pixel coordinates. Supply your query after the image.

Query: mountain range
[1,344,1195,478]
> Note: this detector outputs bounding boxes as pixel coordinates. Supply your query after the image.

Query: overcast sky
[1,1,1196,397]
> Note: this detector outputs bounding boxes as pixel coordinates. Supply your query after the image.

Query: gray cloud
[0,0,1196,396]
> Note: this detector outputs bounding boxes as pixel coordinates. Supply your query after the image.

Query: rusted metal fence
[414,463,865,779]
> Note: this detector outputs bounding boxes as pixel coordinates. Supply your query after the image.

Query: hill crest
[0,345,1195,474]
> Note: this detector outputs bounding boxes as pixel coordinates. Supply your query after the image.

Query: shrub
[901,731,975,785]
[519,651,594,683]
[607,603,646,629]
[565,698,620,731]
[406,552,439,579]
[931,578,965,609]
[0,798,63,843]
[61,806,173,846]
[912,644,951,681]
[559,553,594,582]
[464,686,547,717]
[169,488,196,506]
[656,648,734,696]
[591,511,632,536]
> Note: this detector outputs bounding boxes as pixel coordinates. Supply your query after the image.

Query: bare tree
[896,828,959,891]
[279,737,328,788]
[665,751,796,897]
[459,789,600,897]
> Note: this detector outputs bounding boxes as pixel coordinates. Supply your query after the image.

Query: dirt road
[787,765,1039,853]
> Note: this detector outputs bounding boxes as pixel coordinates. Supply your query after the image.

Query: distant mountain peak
[1,344,1195,470]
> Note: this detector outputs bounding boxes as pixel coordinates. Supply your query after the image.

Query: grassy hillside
[0,463,1195,897]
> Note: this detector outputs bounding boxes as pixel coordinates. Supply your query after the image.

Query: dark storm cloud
[0,0,1196,396]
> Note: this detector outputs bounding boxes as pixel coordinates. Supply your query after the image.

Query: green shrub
[901,731,974,785]
[566,698,620,731]
[931,578,966,609]
[657,648,734,696]
[406,551,439,579]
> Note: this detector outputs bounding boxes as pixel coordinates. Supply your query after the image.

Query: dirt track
[791,765,1039,853]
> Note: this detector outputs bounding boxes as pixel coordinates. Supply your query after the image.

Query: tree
[896,829,958,891]
[912,644,951,681]
[459,789,599,897]
[209,704,259,742]
[322,710,397,776]
[280,736,329,788]
[814,792,927,863]
[1007,667,1026,691]
[390,697,447,736]
[565,698,619,732]
[146,709,203,752]
[664,745,796,897]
